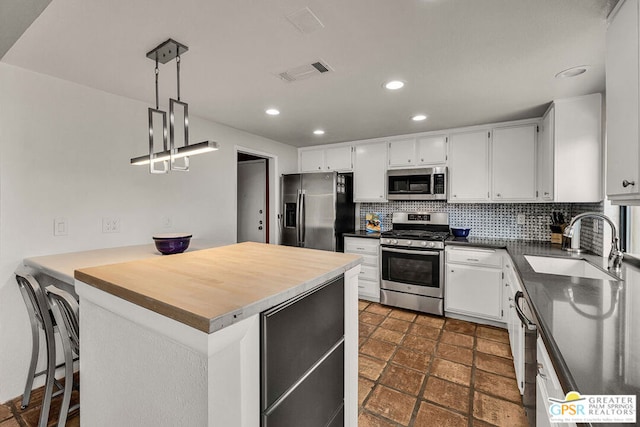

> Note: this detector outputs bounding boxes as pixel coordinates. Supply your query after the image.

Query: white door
[492,124,537,201]
[237,159,266,243]
[449,130,490,201]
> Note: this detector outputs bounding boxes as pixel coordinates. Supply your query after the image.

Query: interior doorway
[237,151,270,243]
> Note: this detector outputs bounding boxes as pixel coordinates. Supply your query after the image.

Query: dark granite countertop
[344,231,381,239]
[447,238,639,424]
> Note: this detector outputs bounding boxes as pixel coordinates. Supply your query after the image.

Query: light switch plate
[516,214,526,225]
[54,217,68,236]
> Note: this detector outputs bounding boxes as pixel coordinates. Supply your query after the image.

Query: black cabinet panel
[261,276,344,408]
[264,343,344,427]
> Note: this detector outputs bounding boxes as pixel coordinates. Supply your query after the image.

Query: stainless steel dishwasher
[515,291,537,427]
[261,276,345,427]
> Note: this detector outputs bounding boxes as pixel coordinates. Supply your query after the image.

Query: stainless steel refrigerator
[281,172,355,252]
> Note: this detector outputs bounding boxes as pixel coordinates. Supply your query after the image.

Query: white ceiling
[1,0,618,147]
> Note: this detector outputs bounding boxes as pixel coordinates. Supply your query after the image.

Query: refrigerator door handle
[296,190,302,246]
[300,190,306,246]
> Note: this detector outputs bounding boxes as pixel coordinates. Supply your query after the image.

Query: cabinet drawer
[446,247,502,268]
[360,253,379,267]
[359,265,379,281]
[344,238,380,255]
[357,278,379,299]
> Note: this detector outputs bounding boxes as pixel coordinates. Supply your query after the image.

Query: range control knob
[406,240,412,246]
[391,239,398,245]
[428,242,435,248]
[381,238,388,245]
[421,241,428,247]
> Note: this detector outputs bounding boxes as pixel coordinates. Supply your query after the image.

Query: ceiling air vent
[286,7,324,34]
[277,60,333,83]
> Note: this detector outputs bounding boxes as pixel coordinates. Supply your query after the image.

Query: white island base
[75,265,360,427]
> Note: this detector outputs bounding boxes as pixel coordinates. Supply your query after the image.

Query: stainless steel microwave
[387,167,447,200]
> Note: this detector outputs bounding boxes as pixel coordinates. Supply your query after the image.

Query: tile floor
[1,301,526,427]
[0,378,79,427]
[358,300,528,427]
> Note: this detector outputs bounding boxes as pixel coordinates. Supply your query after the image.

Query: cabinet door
[354,142,388,202]
[492,125,537,201]
[300,149,325,172]
[449,131,490,201]
[606,0,640,198]
[445,263,502,320]
[417,135,447,165]
[325,146,352,171]
[388,138,416,167]
[538,108,554,201]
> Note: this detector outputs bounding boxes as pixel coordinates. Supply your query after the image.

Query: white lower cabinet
[537,336,576,427]
[445,247,503,321]
[344,237,380,302]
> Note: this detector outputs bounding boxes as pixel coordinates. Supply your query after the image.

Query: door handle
[300,191,306,245]
[514,291,536,331]
[258,226,263,230]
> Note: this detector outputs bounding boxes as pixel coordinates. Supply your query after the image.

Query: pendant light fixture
[130,38,219,173]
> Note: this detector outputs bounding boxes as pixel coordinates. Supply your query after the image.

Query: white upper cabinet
[449,130,490,202]
[606,0,640,203]
[388,138,416,167]
[299,145,352,172]
[388,135,447,168]
[417,135,447,165]
[492,124,537,201]
[353,142,388,202]
[325,146,353,171]
[300,148,325,172]
[538,107,555,201]
[539,94,602,203]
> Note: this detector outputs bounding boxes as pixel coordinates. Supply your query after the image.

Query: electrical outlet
[54,217,68,236]
[102,217,121,233]
[162,216,173,228]
[516,214,526,225]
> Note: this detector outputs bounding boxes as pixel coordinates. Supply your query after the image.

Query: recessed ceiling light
[412,114,427,121]
[384,80,405,90]
[313,129,325,135]
[555,66,590,78]
[265,108,280,116]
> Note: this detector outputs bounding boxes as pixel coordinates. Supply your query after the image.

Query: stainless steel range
[380,212,449,316]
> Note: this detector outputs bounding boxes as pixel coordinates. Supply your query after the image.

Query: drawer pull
[623,180,636,188]
[467,258,480,262]
[358,285,365,289]
[356,247,366,251]
[537,363,547,379]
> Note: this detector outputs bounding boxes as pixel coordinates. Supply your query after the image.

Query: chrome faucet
[563,212,623,272]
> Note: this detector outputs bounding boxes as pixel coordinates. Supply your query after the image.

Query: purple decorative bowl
[451,227,471,238]
[153,233,192,255]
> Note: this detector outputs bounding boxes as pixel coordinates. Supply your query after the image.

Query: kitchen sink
[524,255,619,281]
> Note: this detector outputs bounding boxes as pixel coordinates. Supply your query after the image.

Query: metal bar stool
[45,285,80,426]
[15,272,80,427]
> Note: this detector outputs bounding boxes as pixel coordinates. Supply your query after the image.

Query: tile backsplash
[359,201,605,255]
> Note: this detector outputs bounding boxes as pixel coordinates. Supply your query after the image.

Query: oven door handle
[381,247,440,256]
[514,291,537,331]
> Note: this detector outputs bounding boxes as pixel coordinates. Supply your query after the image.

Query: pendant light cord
[176,50,181,101]
[154,57,160,110]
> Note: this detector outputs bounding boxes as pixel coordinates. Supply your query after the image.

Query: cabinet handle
[496,193,501,197]
[453,194,457,198]
[537,363,547,379]
[450,269,454,273]
[623,180,636,188]
[508,297,513,301]
[358,285,365,289]
[318,166,321,170]
[327,166,330,170]
[467,258,480,262]
[544,192,549,195]
[421,158,424,162]
[408,159,411,163]
[356,247,365,251]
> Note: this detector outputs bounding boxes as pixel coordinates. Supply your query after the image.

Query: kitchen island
[67,242,360,427]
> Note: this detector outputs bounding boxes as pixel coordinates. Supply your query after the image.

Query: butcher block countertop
[74,242,362,333]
